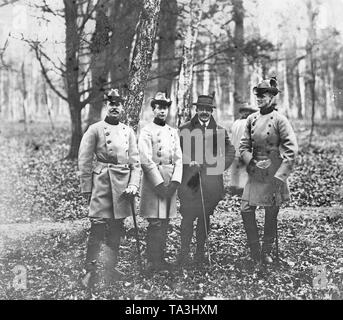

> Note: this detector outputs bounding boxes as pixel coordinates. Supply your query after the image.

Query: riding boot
[103,219,125,284]
[177,216,193,266]
[82,222,105,288]
[241,203,261,262]
[146,219,167,272]
[159,219,173,270]
[262,206,279,264]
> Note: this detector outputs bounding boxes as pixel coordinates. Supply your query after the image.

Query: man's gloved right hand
[189,161,201,171]
[154,183,168,198]
[247,159,257,175]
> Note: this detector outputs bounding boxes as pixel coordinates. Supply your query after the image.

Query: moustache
[109,108,119,113]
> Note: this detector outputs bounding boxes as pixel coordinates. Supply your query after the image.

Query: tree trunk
[20,62,28,131]
[69,105,83,159]
[87,0,111,127]
[157,0,178,93]
[64,0,82,159]
[295,63,303,119]
[176,0,204,126]
[110,0,141,89]
[123,0,162,131]
[232,0,245,120]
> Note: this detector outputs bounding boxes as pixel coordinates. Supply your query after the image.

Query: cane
[130,195,144,273]
[198,172,212,266]
[273,188,280,265]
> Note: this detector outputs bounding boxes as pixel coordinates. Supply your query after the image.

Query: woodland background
[0,0,342,300]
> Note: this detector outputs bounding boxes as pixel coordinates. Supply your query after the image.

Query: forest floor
[0,120,342,300]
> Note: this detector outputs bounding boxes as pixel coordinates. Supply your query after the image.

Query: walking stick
[273,187,280,266]
[130,195,144,273]
[198,172,212,266]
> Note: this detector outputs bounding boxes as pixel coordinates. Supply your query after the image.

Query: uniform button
[157,151,162,157]
[268,124,271,127]
[159,162,162,165]
[109,149,112,152]
[251,130,254,134]
[271,117,273,119]
[157,132,161,136]
[267,132,270,135]
[105,132,110,136]
[107,140,111,144]
[158,140,161,143]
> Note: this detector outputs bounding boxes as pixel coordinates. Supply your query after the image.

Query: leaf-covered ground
[0,121,342,300]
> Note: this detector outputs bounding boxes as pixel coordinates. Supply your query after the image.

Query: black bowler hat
[105,88,126,103]
[151,92,172,108]
[192,92,216,108]
[253,77,280,96]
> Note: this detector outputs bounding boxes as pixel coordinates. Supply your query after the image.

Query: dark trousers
[180,212,211,256]
[146,218,169,264]
[85,218,124,272]
[241,201,279,259]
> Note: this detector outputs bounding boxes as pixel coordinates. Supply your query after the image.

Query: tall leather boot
[103,219,125,285]
[241,203,261,262]
[82,222,106,288]
[262,206,279,264]
[177,216,194,266]
[146,219,163,272]
[159,219,173,271]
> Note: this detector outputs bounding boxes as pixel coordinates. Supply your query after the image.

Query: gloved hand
[247,159,257,175]
[154,183,168,198]
[123,185,138,196]
[189,161,202,172]
[82,192,92,205]
[166,181,180,198]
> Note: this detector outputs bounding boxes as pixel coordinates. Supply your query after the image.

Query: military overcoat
[230,118,249,190]
[138,122,183,219]
[239,109,298,206]
[78,120,141,219]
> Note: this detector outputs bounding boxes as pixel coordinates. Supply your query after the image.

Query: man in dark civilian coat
[178,93,235,265]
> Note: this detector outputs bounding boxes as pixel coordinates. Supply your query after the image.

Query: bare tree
[122,0,162,131]
[232,0,245,120]
[176,0,205,126]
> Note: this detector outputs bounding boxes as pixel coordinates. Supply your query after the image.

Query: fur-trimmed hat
[253,77,280,96]
[151,92,172,108]
[105,88,125,103]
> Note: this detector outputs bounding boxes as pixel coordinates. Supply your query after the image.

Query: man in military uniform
[178,94,235,266]
[78,89,141,287]
[138,92,183,272]
[239,78,298,264]
[229,103,258,196]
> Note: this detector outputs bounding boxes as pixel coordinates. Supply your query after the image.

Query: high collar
[104,116,119,125]
[153,117,166,126]
[259,103,277,115]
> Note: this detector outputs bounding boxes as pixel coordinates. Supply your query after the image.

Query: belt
[97,159,129,167]
[157,160,175,165]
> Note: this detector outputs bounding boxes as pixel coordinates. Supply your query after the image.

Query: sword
[130,195,144,273]
[198,172,212,266]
